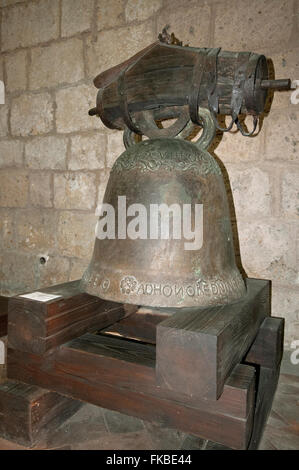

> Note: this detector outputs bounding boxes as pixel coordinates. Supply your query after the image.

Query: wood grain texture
[102,307,171,344]
[0,380,81,446]
[7,333,256,450]
[248,366,281,450]
[7,280,132,355]
[0,296,9,337]
[245,317,284,369]
[94,42,267,132]
[4,280,283,449]
[156,278,270,400]
[243,316,284,449]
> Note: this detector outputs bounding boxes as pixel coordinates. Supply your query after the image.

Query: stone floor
[0,348,298,450]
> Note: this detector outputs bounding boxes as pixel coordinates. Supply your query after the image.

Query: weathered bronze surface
[81,109,246,307]
[89,39,290,138]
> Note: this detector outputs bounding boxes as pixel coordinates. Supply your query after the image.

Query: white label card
[19,292,62,302]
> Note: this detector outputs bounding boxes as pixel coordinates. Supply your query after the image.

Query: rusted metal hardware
[260,78,291,90]
[82,34,291,307]
[88,35,291,139]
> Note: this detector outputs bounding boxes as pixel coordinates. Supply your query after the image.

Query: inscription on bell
[118,274,244,300]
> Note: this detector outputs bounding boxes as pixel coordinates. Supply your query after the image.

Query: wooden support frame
[0,380,81,447]
[8,280,135,354]
[245,317,285,450]
[156,278,270,399]
[7,337,255,449]
[3,278,284,450]
[0,296,8,337]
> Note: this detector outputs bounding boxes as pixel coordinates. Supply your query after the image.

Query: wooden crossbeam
[0,380,80,447]
[4,279,284,449]
[8,280,134,354]
[0,296,9,337]
[7,334,255,449]
[156,278,270,400]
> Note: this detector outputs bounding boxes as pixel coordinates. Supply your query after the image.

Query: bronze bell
[81,38,291,308]
[81,108,246,308]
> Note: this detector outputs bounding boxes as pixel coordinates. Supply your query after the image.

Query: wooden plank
[245,317,284,369]
[156,278,270,400]
[6,316,283,450]
[7,341,255,450]
[7,280,133,355]
[248,366,281,450]
[102,307,171,344]
[94,42,266,131]
[0,296,9,337]
[243,316,284,449]
[7,333,255,419]
[59,333,255,419]
[0,380,81,447]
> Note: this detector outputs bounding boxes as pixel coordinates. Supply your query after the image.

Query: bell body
[81,138,246,308]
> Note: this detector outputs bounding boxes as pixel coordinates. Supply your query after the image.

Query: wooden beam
[156,278,270,400]
[248,366,281,450]
[244,316,284,449]
[245,317,284,369]
[102,307,171,344]
[0,380,81,447]
[7,333,256,450]
[8,280,133,355]
[0,296,9,337]
[58,334,255,419]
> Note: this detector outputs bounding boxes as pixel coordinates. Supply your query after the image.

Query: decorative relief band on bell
[82,268,246,308]
[111,139,222,177]
[118,274,244,300]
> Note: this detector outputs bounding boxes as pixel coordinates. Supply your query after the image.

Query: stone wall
[0,0,298,346]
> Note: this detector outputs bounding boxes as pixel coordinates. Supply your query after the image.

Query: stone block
[29,39,84,90]
[96,170,110,206]
[1,0,24,6]
[0,140,24,168]
[227,165,271,217]
[125,0,162,22]
[97,0,125,31]
[54,172,96,210]
[57,211,97,258]
[0,106,9,138]
[38,256,70,288]
[25,136,67,170]
[1,0,59,51]
[4,50,27,92]
[16,209,57,252]
[238,220,297,285]
[0,58,3,82]
[270,48,299,110]
[69,134,106,170]
[0,209,15,250]
[29,172,52,208]
[214,0,294,51]
[0,252,37,294]
[106,132,125,168]
[56,84,103,133]
[86,22,155,78]
[213,126,263,163]
[11,93,53,137]
[281,169,299,219]
[0,170,28,208]
[271,284,299,347]
[157,3,211,47]
[62,0,93,37]
[265,109,298,162]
